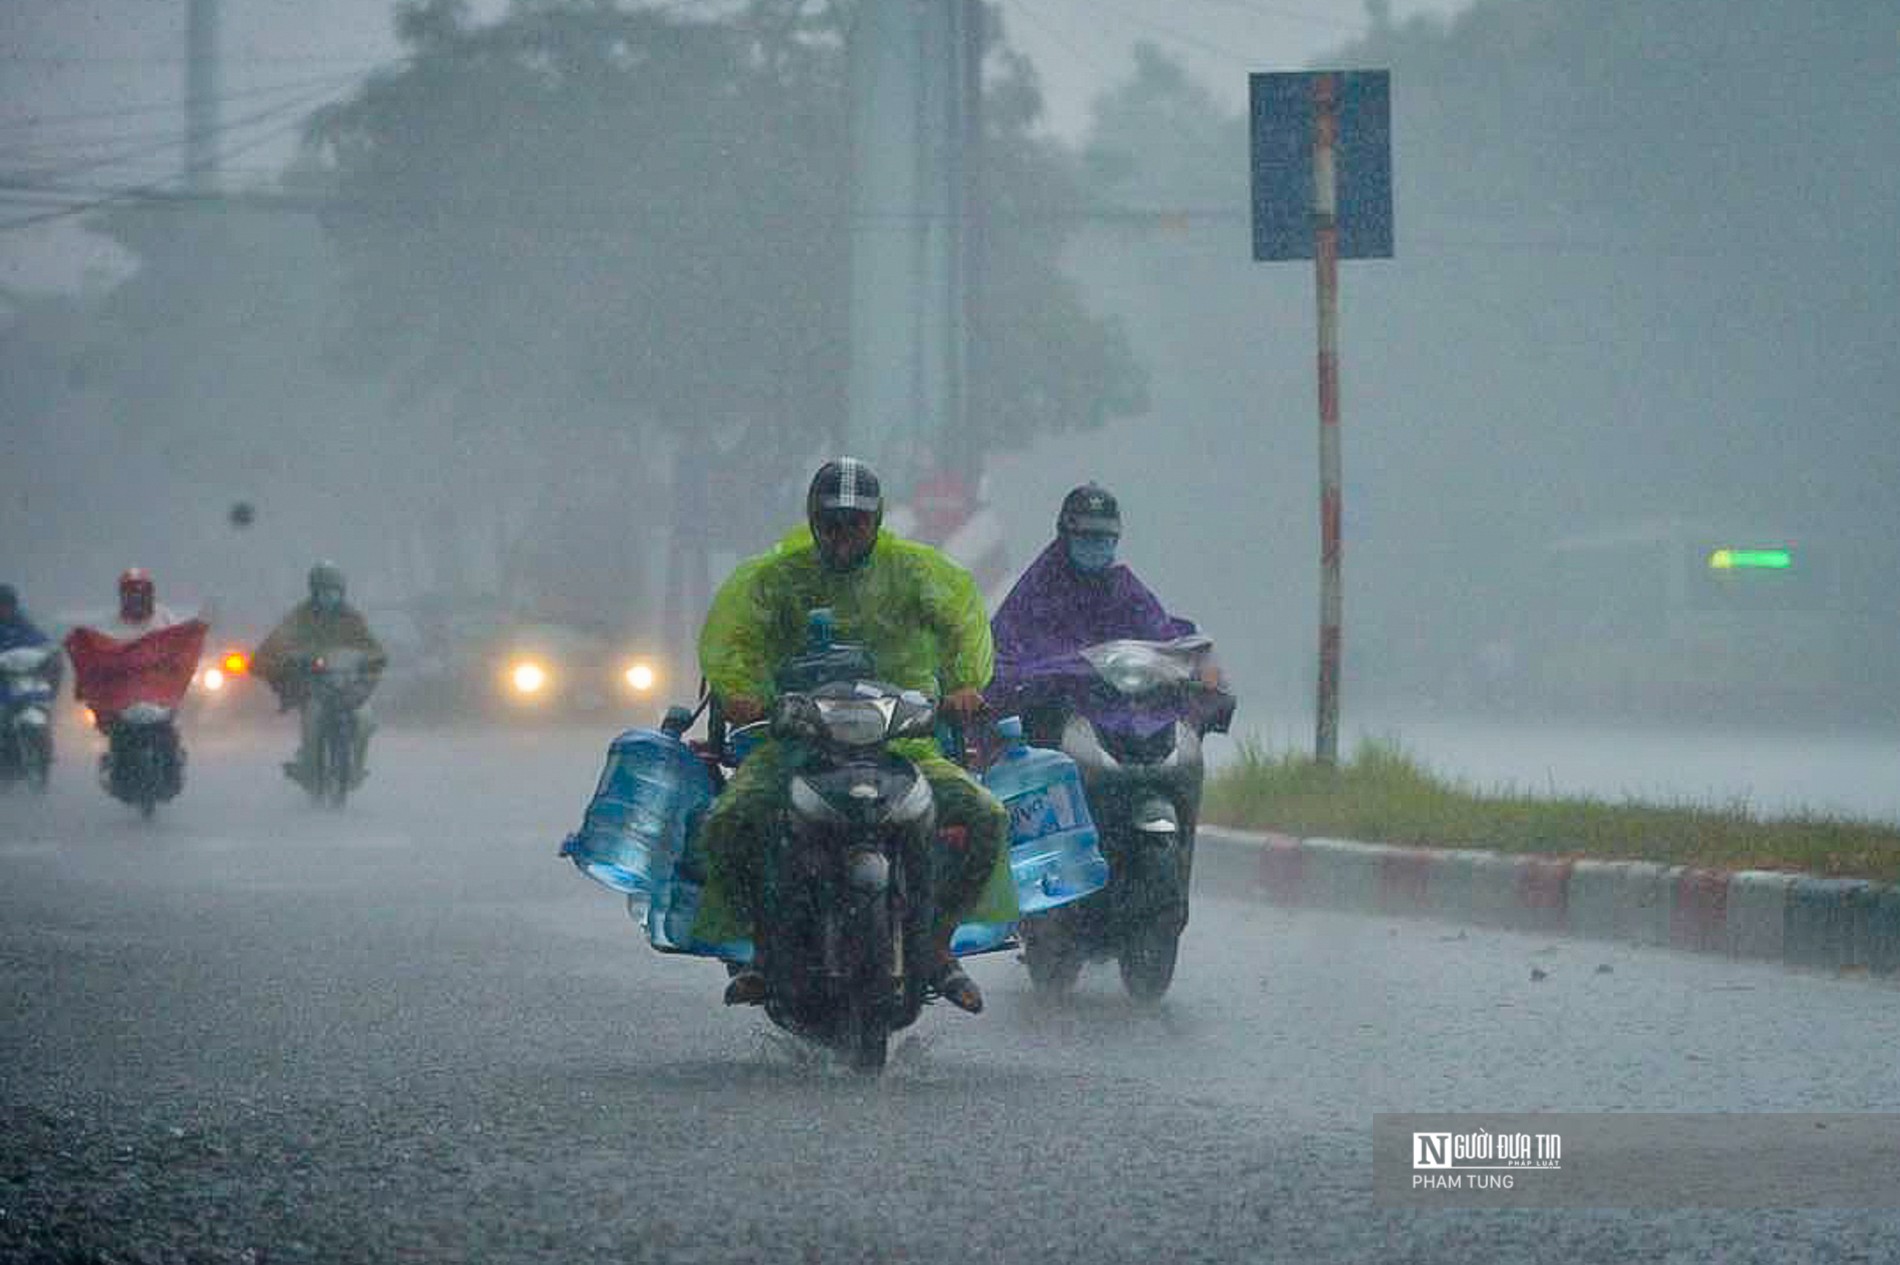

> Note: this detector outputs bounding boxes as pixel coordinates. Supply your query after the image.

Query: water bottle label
[1006,777,1085,842]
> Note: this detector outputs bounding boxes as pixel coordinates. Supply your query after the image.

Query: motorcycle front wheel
[20,727,51,793]
[844,898,895,1074]
[321,713,353,809]
[1023,921,1083,996]
[1118,921,1181,1002]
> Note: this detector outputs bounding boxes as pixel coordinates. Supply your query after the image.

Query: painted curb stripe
[1224,827,1893,975]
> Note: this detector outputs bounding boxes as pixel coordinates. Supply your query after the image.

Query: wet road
[4,722,1899,1262]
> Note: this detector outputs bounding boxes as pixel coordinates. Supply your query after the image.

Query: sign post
[1250,69,1392,765]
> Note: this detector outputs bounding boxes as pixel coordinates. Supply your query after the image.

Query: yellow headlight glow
[624,662,656,692]
[511,661,548,695]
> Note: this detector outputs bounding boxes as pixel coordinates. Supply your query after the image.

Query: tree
[302,0,1144,548]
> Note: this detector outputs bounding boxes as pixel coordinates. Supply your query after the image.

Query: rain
[3,1,1899,1261]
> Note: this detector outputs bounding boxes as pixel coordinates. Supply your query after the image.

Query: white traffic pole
[1313,73,1343,766]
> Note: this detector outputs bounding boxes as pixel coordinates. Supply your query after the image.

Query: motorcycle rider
[0,584,56,660]
[0,580,62,688]
[988,483,1220,740]
[252,561,386,791]
[696,458,1012,1014]
[69,568,194,790]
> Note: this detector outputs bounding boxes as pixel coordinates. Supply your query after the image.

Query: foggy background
[3,0,1896,746]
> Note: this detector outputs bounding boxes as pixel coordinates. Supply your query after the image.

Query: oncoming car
[492,622,665,718]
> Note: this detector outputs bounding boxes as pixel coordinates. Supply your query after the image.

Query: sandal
[932,960,984,1014]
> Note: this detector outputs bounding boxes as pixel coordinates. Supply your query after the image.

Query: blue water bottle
[560,708,714,907]
[982,716,1109,915]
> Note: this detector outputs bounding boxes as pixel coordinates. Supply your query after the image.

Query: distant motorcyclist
[252,561,386,791]
[0,582,62,692]
[988,483,1220,738]
[69,568,189,721]
[696,458,1012,1014]
[0,584,50,651]
[65,569,201,796]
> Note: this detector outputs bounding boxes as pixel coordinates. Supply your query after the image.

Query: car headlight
[623,662,657,693]
[202,667,226,692]
[510,660,548,695]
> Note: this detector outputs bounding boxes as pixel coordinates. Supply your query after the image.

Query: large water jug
[982,716,1109,916]
[560,713,714,904]
[645,868,755,963]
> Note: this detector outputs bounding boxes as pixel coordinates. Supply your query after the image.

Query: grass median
[1201,738,1900,884]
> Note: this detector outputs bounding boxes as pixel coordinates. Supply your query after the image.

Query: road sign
[1249,70,1393,261]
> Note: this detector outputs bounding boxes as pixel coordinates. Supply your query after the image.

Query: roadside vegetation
[1202,739,1900,884]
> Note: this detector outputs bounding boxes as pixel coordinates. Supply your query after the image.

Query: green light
[1708,548,1792,571]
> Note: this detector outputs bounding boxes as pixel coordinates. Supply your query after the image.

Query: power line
[0,68,390,137]
[0,52,396,67]
[0,81,367,233]
[0,80,357,187]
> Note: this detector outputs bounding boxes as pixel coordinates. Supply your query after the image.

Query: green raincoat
[691,524,1020,943]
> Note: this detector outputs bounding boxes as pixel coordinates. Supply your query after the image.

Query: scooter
[561,613,1107,1072]
[0,644,59,792]
[289,648,382,808]
[64,620,207,820]
[996,636,1235,1000]
[103,702,187,820]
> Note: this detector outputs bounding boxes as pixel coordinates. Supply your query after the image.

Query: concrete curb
[1199,824,1900,977]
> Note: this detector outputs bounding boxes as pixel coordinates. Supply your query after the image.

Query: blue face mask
[1067,535,1118,574]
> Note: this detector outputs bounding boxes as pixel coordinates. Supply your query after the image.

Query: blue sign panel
[1250,70,1393,261]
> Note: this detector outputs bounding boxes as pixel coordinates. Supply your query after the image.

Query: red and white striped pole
[1312,74,1343,766]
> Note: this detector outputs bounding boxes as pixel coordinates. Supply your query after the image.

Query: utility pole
[845,0,979,498]
[185,0,221,192]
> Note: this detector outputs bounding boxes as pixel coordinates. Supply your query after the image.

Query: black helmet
[1057,483,1121,538]
[806,458,883,572]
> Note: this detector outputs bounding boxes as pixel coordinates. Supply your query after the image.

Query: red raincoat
[64,620,208,726]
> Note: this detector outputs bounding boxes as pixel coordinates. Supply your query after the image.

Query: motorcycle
[64,621,207,820]
[561,612,1105,1073]
[292,648,382,808]
[994,635,1235,1001]
[105,702,188,820]
[0,644,59,792]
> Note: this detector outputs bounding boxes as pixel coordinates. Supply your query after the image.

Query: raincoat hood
[989,538,1196,690]
[699,524,993,705]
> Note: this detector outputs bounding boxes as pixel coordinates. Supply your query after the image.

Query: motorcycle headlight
[814,697,896,747]
[623,662,657,693]
[1102,657,1164,696]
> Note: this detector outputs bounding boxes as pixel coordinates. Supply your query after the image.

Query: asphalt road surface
[4,721,1899,1263]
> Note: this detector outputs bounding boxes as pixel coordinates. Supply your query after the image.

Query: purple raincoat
[987,540,1232,741]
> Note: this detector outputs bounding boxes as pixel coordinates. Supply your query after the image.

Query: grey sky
[0,0,1466,293]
